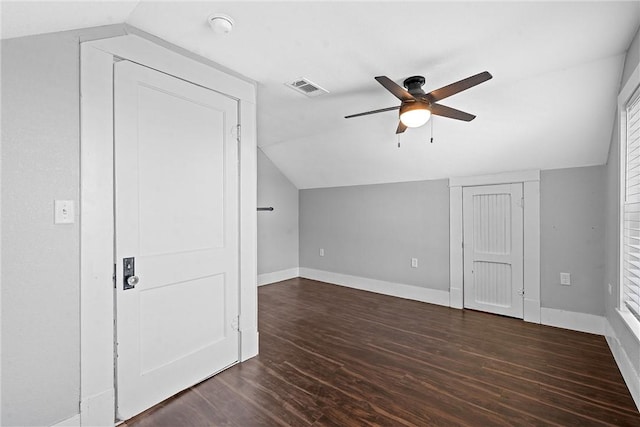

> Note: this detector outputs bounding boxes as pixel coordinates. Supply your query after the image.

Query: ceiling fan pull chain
[430,116,434,143]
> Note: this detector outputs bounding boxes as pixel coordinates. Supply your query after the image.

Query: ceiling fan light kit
[345,71,493,134]
[399,102,431,128]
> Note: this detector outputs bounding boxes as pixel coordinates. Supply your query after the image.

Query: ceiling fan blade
[375,76,415,102]
[423,71,492,103]
[396,121,408,134]
[345,105,400,119]
[430,103,476,121]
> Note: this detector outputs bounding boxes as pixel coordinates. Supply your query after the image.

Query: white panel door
[114,60,239,420]
[463,183,524,318]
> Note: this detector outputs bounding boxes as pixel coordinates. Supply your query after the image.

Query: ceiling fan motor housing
[404,75,426,96]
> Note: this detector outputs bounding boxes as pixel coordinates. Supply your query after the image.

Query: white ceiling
[2,1,639,189]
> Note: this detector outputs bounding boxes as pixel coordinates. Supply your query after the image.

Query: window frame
[618,61,640,338]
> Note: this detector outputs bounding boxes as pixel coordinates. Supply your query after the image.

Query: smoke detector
[285,78,329,97]
[208,14,234,35]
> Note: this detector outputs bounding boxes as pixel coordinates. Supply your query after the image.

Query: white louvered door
[463,183,524,318]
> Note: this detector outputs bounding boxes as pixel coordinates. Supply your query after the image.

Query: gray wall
[540,166,606,315]
[1,26,124,427]
[2,32,81,427]
[299,171,608,313]
[299,180,450,290]
[257,149,299,275]
[605,26,640,385]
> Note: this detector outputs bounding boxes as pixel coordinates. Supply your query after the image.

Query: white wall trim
[80,33,257,426]
[258,268,300,286]
[79,43,116,427]
[540,307,606,335]
[449,169,540,187]
[87,35,255,103]
[523,180,541,323]
[605,318,640,410]
[52,414,81,427]
[449,171,541,323]
[300,268,450,307]
[449,186,463,309]
[80,389,114,427]
[616,308,640,342]
[240,328,259,363]
[618,61,640,332]
[238,92,259,363]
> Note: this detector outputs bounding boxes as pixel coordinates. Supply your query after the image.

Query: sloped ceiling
[2,1,639,189]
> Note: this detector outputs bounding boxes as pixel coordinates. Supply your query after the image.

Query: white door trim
[449,170,540,323]
[80,34,257,427]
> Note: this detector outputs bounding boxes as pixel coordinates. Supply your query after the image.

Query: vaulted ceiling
[2,1,639,188]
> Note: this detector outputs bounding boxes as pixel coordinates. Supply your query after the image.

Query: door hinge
[519,197,524,208]
[519,289,525,296]
[113,264,117,288]
[236,124,241,143]
[231,315,240,332]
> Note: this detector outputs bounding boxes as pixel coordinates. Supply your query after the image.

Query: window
[622,85,640,322]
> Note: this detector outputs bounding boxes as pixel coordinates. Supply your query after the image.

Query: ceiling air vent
[285,77,329,97]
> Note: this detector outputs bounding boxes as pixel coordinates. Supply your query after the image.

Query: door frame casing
[80,34,258,427]
[449,170,540,323]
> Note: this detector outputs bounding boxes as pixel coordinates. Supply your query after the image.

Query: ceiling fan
[345,71,492,134]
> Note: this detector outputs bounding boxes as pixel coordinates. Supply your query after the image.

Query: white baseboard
[52,414,81,427]
[299,268,450,307]
[80,388,114,426]
[257,268,299,286]
[540,307,605,335]
[605,318,640,411]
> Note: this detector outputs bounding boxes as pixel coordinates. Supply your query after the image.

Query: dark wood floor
[125,278,640,426]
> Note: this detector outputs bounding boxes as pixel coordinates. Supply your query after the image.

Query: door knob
[123,257,137,290]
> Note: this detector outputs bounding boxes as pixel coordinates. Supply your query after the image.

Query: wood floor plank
[125,278,640,426]
[122,386,238,427]
[193,376,279,426]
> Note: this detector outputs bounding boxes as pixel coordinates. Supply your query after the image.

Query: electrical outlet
[560,272,571,286]
[319,248,324,257]
[411,258,418,268]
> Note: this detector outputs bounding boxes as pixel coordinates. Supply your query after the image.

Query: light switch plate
[560,272,571,286]
[54,200,75,224]
[411,258,418,268]
[319,248,325,257]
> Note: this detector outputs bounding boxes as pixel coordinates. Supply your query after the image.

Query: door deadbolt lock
[123,257,137,290]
